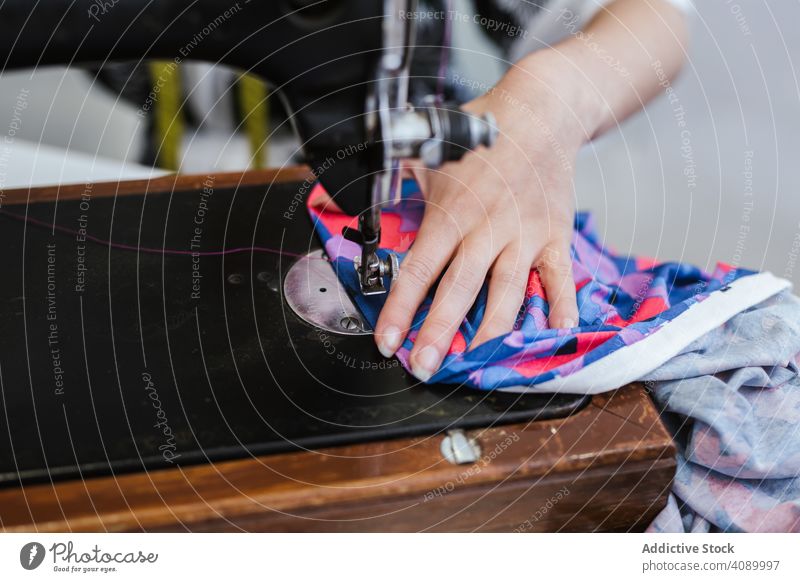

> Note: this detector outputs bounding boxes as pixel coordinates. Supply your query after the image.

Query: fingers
[374,207,460,358]
[537,240,579,329]
[471,244,535,347]
[409,235,495,381]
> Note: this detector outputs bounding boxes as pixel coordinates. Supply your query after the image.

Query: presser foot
[353,251,399,296]
[342,218,400,296]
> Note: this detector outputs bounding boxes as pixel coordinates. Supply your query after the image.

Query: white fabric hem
[498,272,792,394]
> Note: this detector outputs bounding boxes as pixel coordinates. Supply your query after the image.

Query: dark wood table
[0,169,675,532]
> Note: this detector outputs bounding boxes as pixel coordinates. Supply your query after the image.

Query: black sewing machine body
[0,1,590,486]
[0,0,383,213]
[0,178,587,486]
[1,0,500,297]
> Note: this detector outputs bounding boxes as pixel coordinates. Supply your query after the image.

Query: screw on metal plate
[440,429,481,465]
[340,316,362,331]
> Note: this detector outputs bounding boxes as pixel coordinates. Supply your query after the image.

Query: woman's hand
[375,49,601,381]
[373,0,688,381]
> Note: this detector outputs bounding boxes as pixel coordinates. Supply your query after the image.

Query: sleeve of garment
[662,0,693,13]
[507,0,692,62]
[543,0,692,22]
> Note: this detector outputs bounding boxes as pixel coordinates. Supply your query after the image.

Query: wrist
[512,43,608,142]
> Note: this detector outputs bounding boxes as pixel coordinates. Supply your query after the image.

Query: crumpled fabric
[644,291,800,532]
[308,181,800,531]
[308,180,772,392]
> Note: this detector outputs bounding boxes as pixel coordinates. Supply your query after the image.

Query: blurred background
[0,1,797,281]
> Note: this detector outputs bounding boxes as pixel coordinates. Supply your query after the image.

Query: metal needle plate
[284,249,371,335]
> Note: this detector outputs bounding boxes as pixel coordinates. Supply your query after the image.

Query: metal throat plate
[284,249,371,335]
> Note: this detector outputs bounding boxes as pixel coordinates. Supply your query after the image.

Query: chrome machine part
[284,250,372,336]
[389,103,498,169]
[353,0,498,296]
[440,429,481,465]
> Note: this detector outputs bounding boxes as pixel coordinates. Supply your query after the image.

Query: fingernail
[377,326,403,358]
[411,345,440,382]
[562,318,577,329]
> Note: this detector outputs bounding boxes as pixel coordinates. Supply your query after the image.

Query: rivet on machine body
[340,316,362,331]
[440,429,481,465]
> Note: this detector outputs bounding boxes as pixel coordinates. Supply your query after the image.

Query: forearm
[511,0,689,141]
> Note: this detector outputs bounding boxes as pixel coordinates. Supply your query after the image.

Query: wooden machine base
[0,384,673,532]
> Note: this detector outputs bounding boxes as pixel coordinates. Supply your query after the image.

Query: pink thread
[0,209,319,260]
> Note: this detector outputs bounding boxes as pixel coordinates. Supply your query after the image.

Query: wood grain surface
[0,384,674,532]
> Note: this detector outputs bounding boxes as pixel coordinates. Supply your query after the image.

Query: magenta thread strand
[0,209,316,260]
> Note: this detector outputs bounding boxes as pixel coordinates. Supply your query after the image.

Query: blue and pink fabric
[308,180,789,393]
[309,180,800,532]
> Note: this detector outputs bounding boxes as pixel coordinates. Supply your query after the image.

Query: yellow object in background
[148,63,269,171]
[238,73,269,169]
[149,61,184,171]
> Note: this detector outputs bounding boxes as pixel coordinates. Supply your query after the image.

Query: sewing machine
[0,0,496,296]
[0,0,675,531]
